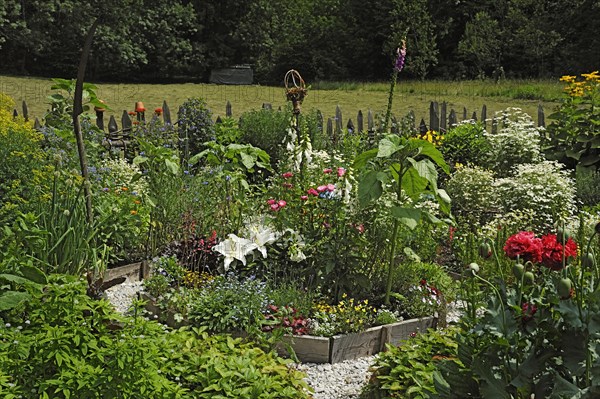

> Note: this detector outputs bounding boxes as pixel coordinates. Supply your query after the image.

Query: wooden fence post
[317,110,324,133]
[481,105,487,129]
[96,108,105,130]
[262,103,272,110]
[326,118,333,139]
[162,101,171,125]
[122,110,132,134]
[108,115,118,135]
[430,101,440,131]
[538,105,545,127]
[357,110,363,133]
[335,105,343,135]
[419,118,428,134]
[347,119,355,134]
[22,101,29,121]
[226,101,232,117]
[462,107,467,121]
[367,110,375,144]
[471,111,477,121]
[448,109,457,128]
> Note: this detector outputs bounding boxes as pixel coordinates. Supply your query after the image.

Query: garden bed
[141,291,436,363]
[103,260,150,282]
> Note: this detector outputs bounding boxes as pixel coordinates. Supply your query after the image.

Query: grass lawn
[0,75,565,127]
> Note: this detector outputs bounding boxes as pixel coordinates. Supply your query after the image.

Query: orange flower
[134,200,141,205]
[154,107,163,114]
[128,111,136,116]
[136,107,146,113]
[121,187,128,191]
[130,210,138,215]
[133,121,139,125]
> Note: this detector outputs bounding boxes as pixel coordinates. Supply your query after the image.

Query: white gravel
[105,279,375,398]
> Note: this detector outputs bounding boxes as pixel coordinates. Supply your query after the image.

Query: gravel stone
[105,278,143,314]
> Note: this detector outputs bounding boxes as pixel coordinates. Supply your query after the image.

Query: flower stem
[382,70,398,135]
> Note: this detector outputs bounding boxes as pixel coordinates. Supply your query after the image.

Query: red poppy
[154,107,163,114]
[504,231,543,264]
[540,233,577,270]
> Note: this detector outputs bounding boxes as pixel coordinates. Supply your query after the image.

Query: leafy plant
[177,97,215,160]
[354,133,451,304]
[238,108,293,167]
[543,72,600,170]
[440,121,490,168]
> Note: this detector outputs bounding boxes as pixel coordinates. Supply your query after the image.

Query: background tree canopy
[0,0,597,83]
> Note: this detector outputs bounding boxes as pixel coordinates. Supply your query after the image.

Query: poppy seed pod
[513,263,525,279]
[478,242,492,259]
[523,271,535,285]
[467,262,480,276]
[595,222,600,235]
[558,278,573,299]
[582,252,595,269]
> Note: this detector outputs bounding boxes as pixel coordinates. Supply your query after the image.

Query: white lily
[247,224,279,258]
[213,234,258,270]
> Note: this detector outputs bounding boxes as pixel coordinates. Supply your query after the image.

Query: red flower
[504,231,543,264]
[521,302,537,322]
[323,168,333,174]
[136,107,146,113]
[540,233,577,271]
[154,107,163,114]
[282,172,293,179]
[128,111,136,116]
[300,195,308,201]
[307,188,319,196]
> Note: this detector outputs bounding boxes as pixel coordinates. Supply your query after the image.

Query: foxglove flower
[394,40,407,72]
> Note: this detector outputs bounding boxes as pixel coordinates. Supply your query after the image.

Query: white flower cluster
[96,158,149,196]
[485,108,543,176]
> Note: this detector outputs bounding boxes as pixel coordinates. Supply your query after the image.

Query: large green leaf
[402,167,428,200]
[353,148,378,170]
[164,159,180,175]
[358,171,386,207]
[390,207,421,230]
[410,138,450,174]
[407,158,438,189]
[239,151,256,170]
[0,290,31,311]
[19,265,47,285]
[377,135,403,158]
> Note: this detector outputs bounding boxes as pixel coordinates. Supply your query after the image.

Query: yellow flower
[130,210,137,215]
[560,75,577,83]
[582,71,600,81]
[455,162,464,169]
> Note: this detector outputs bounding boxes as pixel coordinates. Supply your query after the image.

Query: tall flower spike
[394,40,407,72]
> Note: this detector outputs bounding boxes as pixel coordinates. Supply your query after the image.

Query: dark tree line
[0,0,597,83]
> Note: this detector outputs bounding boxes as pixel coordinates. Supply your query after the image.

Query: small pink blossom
[323,221,331,229]
[317,185,327,193]
[307,188,319,196]
[267,198,276,205]
[300,195,308,201]
[270,204,279,211]
[323,168,333,174]
[326,184,336,192]
[337,167,346,177]
[282,172,293,179]
[283,182,293,188]
[356,224,365,234]
[278,200,287,208]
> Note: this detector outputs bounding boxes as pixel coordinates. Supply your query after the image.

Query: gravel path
[105,279,374,398]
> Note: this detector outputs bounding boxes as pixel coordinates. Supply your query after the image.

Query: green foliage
[187,275,271,334]
[576,166,600,207]
[362,327,460,399]
[0,275,311,398]
[238,108,292,167]
[543,72,600,170]
[440,121,491,168]
[457,11,501,79]
[177,97,215,159]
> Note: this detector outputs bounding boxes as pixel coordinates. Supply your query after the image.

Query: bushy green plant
[576,166,600,207]
[361,327,460,399]
[543,72,600,170]
[177,97,215,159]
[239,108,292,167]
[0,95,50,226]
[485,107,543,177]
[0,275,311,398]
[495,161,577,233]
[440,121,490,168]
[187,274,270,334]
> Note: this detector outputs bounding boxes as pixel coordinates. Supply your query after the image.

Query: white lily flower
[213,234,258,270]
[247,224,279,258]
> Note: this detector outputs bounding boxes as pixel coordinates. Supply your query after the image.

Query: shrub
[239,108,292,167]
[177,97,215,159]
[485,107,543,176]
[494,161,577,232]
[440,121,490,168]
[576,166,600,207]
[0,94,49,225]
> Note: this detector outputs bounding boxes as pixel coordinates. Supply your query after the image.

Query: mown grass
[1,75,565,127]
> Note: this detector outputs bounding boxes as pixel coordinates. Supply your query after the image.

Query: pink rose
[337,167,346,177]
[317,185,327,193]
[323,168,333,174]
[326,184,336,192]
[307,188,319,196]
[300,195,308,201]
[278,200,287,208]
[270,204,279,211]
[267,198,276,205]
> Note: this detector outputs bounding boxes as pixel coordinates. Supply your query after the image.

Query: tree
[458,12,502,78]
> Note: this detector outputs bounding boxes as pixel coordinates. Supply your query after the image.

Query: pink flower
[323,168,333,174]
[337,167,346,177]
[307,188,319,196]
[504,231,543,264]
[326,184,336,192]
[267,198,276,205]
[278,200,287,208]
[283,182,293,188]
[317,185,327,193]
[300,195,308,201]
[282,172,293,179]
[270,204,279,211]
[355,224,365,234]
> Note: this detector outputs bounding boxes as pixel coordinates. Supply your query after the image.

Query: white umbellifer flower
[213,234,258,270]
